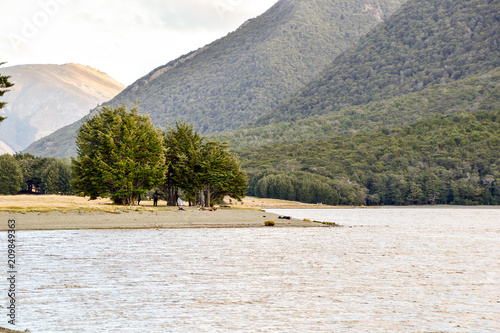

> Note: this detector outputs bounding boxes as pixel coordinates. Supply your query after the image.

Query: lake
[7,207,500,332]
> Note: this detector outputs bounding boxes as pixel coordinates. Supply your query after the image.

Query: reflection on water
[9,208,500,332]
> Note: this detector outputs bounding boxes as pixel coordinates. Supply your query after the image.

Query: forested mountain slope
[215,67,500,147]
[24,0,406,157]
[101,0,405,133]
[242,109,500,206]
[258,0,500,125]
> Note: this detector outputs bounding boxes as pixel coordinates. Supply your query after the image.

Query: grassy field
[0,195,327,213]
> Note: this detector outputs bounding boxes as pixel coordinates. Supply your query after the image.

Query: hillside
[215,67,500,147]
[241,109,500,205]
[0,63,124,153]
[24,0,406,158]
[258,0,500,125]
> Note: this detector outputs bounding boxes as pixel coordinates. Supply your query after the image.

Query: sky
[1,0,279,85]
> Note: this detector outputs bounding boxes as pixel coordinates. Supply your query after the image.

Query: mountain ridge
[0,63,124,153]
[24,0,406,157]
[257,0,500,124]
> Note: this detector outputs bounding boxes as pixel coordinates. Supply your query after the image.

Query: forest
[259,0,500,125]
[241,109,500,206]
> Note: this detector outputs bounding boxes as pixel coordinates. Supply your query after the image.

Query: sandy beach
[0,195,327,230]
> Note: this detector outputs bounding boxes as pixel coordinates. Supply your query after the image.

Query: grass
[0,195,336,213]
[0,195,176,213]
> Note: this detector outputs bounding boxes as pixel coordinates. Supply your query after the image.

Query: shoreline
[1,195,498,231]
[0,208,325,231]
[0,195,333,230]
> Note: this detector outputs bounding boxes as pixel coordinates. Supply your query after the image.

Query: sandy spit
[0,208,323,231]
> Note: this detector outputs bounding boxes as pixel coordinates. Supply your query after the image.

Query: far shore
[0,195,333,230]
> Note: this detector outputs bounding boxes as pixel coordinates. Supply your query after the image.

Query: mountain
[257,0,500,125]
[0,63,124,154]
[230,0,500,205]
[24,0,406,157]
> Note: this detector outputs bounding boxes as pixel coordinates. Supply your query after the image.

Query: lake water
[5,207,500,332]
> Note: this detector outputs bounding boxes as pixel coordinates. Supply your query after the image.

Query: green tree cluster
[0,62,14,125]
[161,122,246,207]
[0,153,73,195]
[243,109,500,206]
[72,106,247,206]
[72,105,166,205]
[0,155,23,195]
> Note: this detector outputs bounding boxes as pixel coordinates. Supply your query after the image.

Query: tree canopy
[72,105,166,205]
[0,62,14,125]
[161,122,247,207]
[259,0,500,124]
[242,109,500,206]
[0,154,23,195]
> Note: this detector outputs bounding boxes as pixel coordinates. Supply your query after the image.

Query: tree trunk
[200,187,205,208]
[206,186,211,207]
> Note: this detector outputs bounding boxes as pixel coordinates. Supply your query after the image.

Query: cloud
[0,0,278,85]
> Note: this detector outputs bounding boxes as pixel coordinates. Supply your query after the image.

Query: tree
[41,158,73,195]
[72,105,166,205]
[15,153,45,194]
[199,141,247,207]
[162,123,247,207]
[161,121,203,206]
[0,62,14,125]
[0,154,23,195]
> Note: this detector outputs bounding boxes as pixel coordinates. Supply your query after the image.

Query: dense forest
[0,154,73,195]
[213,67,500,148]
[258,0,500,124]
[241,109,500,205]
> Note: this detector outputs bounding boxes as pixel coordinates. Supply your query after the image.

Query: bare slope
[0,63,124,153]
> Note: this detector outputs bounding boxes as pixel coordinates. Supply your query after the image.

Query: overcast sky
[1,0,279,85]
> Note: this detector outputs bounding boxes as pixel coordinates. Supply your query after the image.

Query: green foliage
[250,171,342,205]
[0,154,23,195]
[214,67,500,148]
[161,121,204,205]
[11,153,73,195]
[199,141,247,207]
[14,153,45,193]
[243,109,500,206]
[0,62,14,124]
[162,122,247,207]
[72,105,166,205]
[41,158,73,195]
[260,0,500,124]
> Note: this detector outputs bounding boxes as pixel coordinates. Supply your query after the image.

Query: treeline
[243,109,500,205]
[0,154,73,195]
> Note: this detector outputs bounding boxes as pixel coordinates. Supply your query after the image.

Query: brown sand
[0,208,322,231]
[0,195,326,230]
